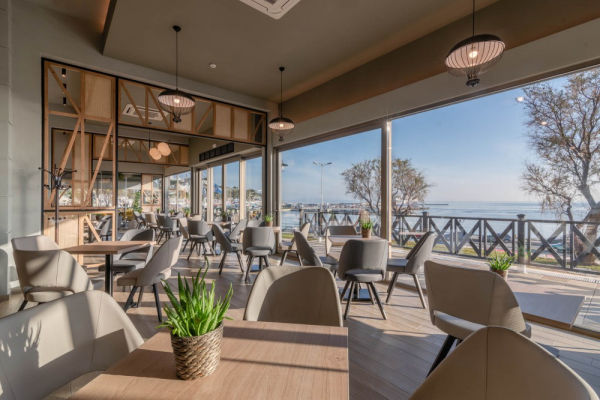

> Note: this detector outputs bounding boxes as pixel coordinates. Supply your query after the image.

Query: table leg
[105,254,113,296]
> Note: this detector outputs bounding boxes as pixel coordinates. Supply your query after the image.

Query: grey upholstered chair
[0,291,143,399]
[97,216,112,241]
[325,225,357,255]
[294,231,339,273]
[178,217,191,253]
[410,326,598,400]
[424,260,532,375]
[117,236,182,322]
[133,210,146,228]
[11,235,103,311]
[386,232,436,307]
[243,227,276,283]
[187,219,214,260]
[279,223,310,265]
[213,223,245,275]
[156,214,179,243]
[244,266,343,327]
[246,219,262,228]
[338,239,389,320]
[143,212,158,232]
[227,218,247,243]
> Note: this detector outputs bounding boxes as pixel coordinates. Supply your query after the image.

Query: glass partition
[225,162,240,220]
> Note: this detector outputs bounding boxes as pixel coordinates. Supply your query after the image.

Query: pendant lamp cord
[280,68,283,117]
[472,0,475,37]
[175,29,179,89]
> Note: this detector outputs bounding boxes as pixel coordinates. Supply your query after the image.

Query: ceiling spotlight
[62,68,66,77]
[63,97,67,106]
[209,63,217,69]
[157,142,171,156]
[516,96,524,102]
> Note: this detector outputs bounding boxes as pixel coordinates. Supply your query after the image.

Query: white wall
[2,1,276,292]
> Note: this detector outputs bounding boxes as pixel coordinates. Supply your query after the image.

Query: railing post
[299,208,304,230]
[318,210,323,237]
[422,211,429,232]
[517,214,526,265]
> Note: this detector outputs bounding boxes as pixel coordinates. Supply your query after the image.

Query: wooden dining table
[63,241,152,296]
[71,320,349,399]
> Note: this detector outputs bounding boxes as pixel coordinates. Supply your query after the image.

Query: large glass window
[201,169,208,220]
[245,157,263,220]
[213,165,223,219]
[280,129,382,238]
[166,171,191,214]
[225,162,240,220]
[117,173,142,210]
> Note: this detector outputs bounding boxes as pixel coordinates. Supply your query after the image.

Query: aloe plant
[360,219,373,230]
[488,252,514,271]
[158,257,233,337]
[264,214,273,223]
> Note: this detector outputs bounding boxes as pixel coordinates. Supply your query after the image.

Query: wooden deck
[3,246,600,399]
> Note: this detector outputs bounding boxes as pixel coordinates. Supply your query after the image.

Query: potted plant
[159,260,233,380]
[221,211,230,222]
[183,207,190,218]
[263,214,273,227]
[360,219,373,239]
[488,252,513,280]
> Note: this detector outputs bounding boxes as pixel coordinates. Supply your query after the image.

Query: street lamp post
[313,161,332,210]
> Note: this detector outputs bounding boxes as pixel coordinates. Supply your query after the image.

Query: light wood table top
[63,241,152,255]
[72,320,349,399]
[328,234,388,246]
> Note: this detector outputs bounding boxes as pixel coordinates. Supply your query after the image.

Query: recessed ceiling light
[209,63,217,69]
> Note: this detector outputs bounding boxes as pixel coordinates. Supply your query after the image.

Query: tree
[520,68,600,262]
[341,158,431,215]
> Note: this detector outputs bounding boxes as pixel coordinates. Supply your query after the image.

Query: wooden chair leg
[428,335,456,376]
[123,286,139,312]
[18,299,28,312]
[344,282,355,320]
[413,274,427,309]
[153,283,163,323]
[369,282,387,320]
[386,272,399,304]
[280,250,288,266]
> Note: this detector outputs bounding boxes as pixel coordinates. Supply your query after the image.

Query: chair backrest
[228,219,247,241]
[246,219,262,228]
[143,212,157,225]
[178,218,189,239]
[156,214,173,229]
[288,222,310,251]
[11,235,58,251]
[294,231,323,267]
[326,225,357,254]
[119,229,145,242]
[404,232,436,274]
[242,227,276,254]
[137,236,182,287]
[337,239,388,281]
[244,266,343,327]
[11,236,95,292]
[189,215,203,221]
[98,217,112,236]
[188,220,213,239]
[212,224,233,252]
[0,291,143,400]
[410,326,598,400]
[424,261,527,333]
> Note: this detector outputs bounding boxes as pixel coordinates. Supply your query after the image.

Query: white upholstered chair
[244,266,343,327]
[0,291,143,399]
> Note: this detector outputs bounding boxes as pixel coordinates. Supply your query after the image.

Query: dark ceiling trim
[102,0,118,54]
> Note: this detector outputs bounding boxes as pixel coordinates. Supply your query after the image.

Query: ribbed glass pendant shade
[445,34,505,86]
[269,117,295,141]
[158,89,194,123]
[157,142,172,156]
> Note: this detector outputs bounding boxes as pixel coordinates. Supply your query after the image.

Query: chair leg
[413,274,427,309]
[18,299,28,312]
[181,239,189,253]
[340,281,350,301]
[386,272,399,304]
[258,257,263,270]
[187,243,196,261]
[369,282,387,320]
[153,283,163,323]
[202,242,209,256]
[136,286,145,307]
[264,256,270,268]
[123,286,139,312]
[236,251,245,272]
[218,251,228,274]
[245,256,254,283]
[280,250,289,266]
[366,283,375,305]
[344,282,355,320]
[428,335,457,376]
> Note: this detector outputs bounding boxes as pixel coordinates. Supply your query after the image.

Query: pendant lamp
[148,130,162,160]
[268,67,295,142]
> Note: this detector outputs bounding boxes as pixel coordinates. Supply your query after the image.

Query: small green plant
[183,206,190,216]
[158,260,233,338]
[263,214,273,222]
[221,211,229,218]
[360,219,373,230]
[132,191,142,213]
[488,252,514,271]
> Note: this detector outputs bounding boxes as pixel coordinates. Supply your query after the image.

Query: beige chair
[243,227,276,283]
[386,232,436,307]
[0,290,143,399]
[213,224,245,275]
[117,236,182,322]
[244,266,343,327]
[410,326,598,400]
[325,225,357,255]
[178,217,191,253]
[98,228,155,277]
[11,235,103,311]
[279,222,310,265]
[424,260,531,375]
[187,220,215,260]
[143,212,158,232]
[294,231,339,273]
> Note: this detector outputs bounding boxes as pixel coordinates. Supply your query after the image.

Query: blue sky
[281,76,570,205]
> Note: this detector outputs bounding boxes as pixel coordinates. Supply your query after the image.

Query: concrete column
[380,120,392,244]
[0,0,11,299]
[238,160,246,220]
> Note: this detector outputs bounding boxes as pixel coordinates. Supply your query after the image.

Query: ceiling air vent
[122,104,164,121]
[239,0,301,20]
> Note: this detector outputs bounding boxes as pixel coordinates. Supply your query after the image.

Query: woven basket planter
[170,323,224,380]
[490,268,508,280]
